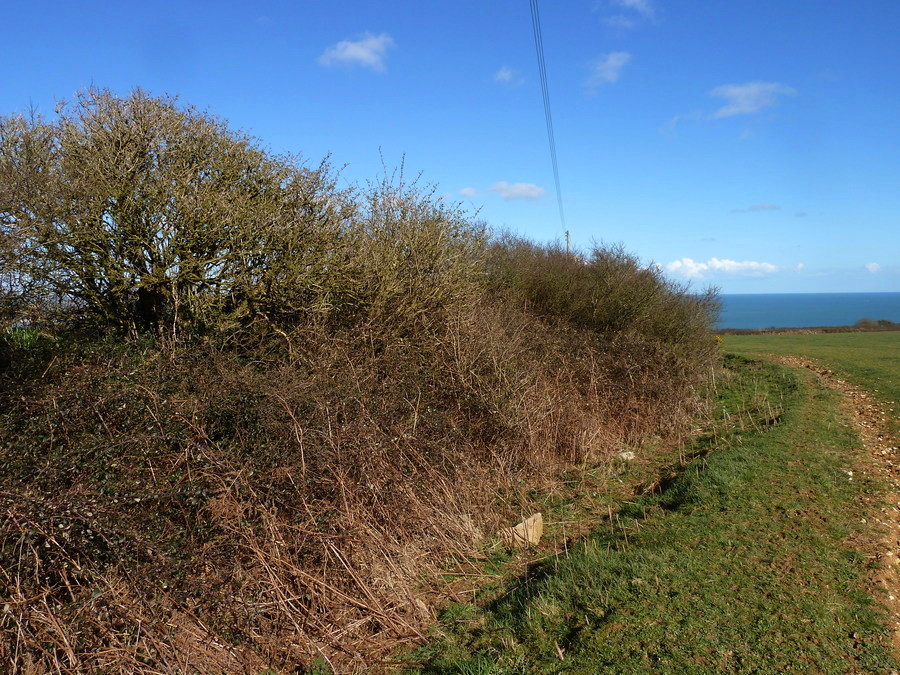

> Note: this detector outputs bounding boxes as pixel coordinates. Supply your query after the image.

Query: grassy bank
[0,90,719,670]
[0,249,717,671]
[406,352,896,672]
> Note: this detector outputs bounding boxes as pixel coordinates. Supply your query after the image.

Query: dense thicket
[2,90,341,334]
[0,89,719,671]
[0,89,484,338]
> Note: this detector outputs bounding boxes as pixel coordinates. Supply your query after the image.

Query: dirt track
[770,354,900,654]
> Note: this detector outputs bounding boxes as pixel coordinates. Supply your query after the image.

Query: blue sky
[2,0,898,293]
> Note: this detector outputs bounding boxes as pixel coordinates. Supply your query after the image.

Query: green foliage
[0,89,492,342]
[344,170,486,332]
[0,326,60,372]
[0,87,717,360]
[486,234,718,351]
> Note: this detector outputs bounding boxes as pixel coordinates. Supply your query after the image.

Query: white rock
[499,513,543,548]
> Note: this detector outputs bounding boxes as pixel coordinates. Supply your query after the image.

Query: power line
[529,0,566,237]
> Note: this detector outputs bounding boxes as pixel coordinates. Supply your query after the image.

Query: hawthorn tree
[0,88,355,336]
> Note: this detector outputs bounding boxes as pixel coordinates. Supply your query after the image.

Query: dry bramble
[0,88,719,670]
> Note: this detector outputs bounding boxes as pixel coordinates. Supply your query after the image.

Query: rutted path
[768,354,900,653]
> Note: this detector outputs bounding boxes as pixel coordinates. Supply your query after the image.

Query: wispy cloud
[666,82,797,132]
[489,181,545,201]
[587,52,631,91]
[604,15,637,29]
[666,257,779,279]
[731,203,781,213]
[710,82,797,118]
[613,0,655,17]
[795,211,807,218]
[494,66,524,87]
[660,111,704,133]
[317,33,394,72]
[459,187,478,198]
[601,0,655,28]
[865,262,881,273]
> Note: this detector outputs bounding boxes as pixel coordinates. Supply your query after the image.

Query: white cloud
[865,262,881,273]
[489,181,545,201]
[494,66,513,82]
[459,187,478,198]
[317,33,394,72]
[587,52,631,90]
[666,257,779,279]
[603,0,655,27]
[493,66,524,86]
[613,0,655,17]
[660,111,704,133]
[710,81,797,118]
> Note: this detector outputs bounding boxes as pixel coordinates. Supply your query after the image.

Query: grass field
[403,337,899,673]
[724,331,899,439]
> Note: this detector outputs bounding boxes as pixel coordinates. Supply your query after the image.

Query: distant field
[725,331,899,436]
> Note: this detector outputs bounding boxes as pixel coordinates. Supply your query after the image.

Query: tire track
[768,354,900,653]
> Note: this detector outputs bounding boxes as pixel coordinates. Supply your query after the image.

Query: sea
[716,292,900,330]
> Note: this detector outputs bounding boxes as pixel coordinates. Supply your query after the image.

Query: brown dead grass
[1,250,717,672]
[0,91,719,671]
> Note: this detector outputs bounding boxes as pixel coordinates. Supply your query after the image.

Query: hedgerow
[0,88,719,670]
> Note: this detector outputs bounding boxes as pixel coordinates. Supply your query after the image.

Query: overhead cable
[529,0,567,234]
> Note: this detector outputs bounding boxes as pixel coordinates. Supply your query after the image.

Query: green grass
[725,331,899,438]
[723,331,899,405]
[403,353,896,673]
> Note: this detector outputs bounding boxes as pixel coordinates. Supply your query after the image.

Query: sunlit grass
[405,355,896,673]
[726,331,899,437]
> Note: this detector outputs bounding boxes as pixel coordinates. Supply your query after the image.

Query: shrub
[0,90,721,670]
[855,318,898,329]
[0,88,356,337]
[486,235,718,342]
[346,169,486,333]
